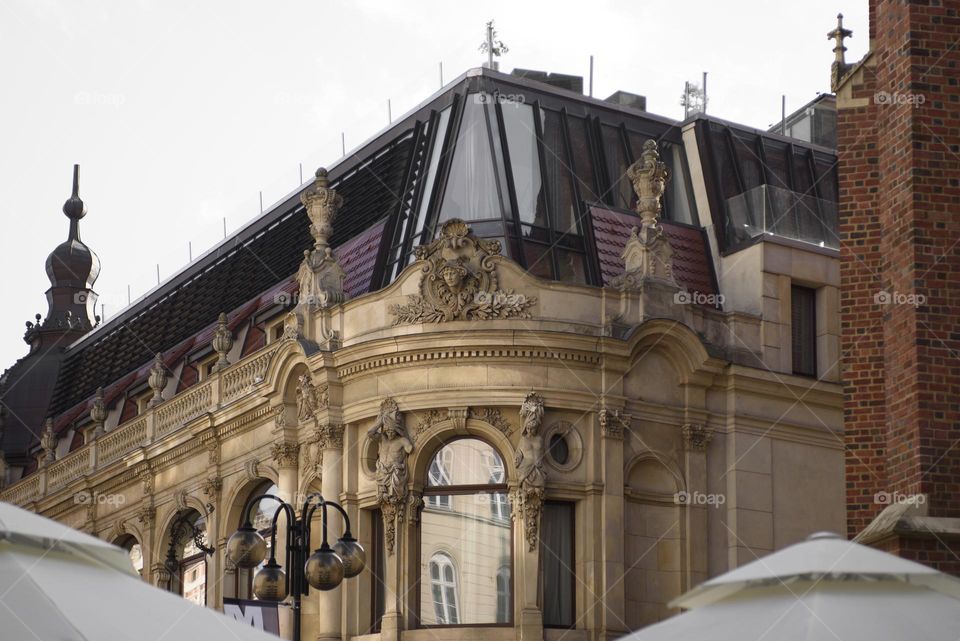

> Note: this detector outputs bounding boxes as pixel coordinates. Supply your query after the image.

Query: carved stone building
[1,67,844,639]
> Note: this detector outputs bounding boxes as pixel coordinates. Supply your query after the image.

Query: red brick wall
[839,0,960,567]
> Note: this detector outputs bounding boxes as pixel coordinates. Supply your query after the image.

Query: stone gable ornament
[367,397,414,553]
[90,387,107,438]
[512,391,546,551]
[296,168,346,309]
[611,140,678,290]
[40,418,57,466]
[211,313,233,372]
[147,353,168,408]
[296,374,329,423]
[390,219,536,324]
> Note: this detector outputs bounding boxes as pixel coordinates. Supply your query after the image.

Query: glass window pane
[426,439,505,487]
[438,96,506,223]
[541,502,575,627]
[555,249,587,284]
[539,110,579,235]
[567,116,600,203]
[502,103,547,227]
[522,243,555,280]
[181,557,206,605]
[413,107,451,239]
[602,125,633,210]
[421,494,511,625]
[664,143,696,225]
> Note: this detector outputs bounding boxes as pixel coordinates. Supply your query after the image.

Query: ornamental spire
[828,13,853,91]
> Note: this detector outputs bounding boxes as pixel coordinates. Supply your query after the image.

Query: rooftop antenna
[223,217,227,239]
[781,95,787,135]
[589,55,594,97]
[680,75,708,118]
[156,264,160,285]
[479,20,508,71]
[702,71,708,114]
[259,191,263,213]
[439,61,444,87]
[299,163,303,185]
[388,99,392,124]
[127,284,131,305]
[189,241,192,262]
[100,303,105,323]
[341,132,346,156]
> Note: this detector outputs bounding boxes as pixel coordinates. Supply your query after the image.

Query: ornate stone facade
[367,398,414,553]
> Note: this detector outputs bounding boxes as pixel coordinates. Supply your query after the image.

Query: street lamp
[226,493,365,641]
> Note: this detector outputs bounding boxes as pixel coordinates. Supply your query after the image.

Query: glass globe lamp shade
[226,526,267,569]
[253,560,288,601]
[334,536,366,578]
[304,546,344,590]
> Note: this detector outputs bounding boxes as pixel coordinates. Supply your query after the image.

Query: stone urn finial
[211,312,233,372]
[90,387,107,438]
[627,139,670,229]
[148,353,168,408]
[296,168,347,309]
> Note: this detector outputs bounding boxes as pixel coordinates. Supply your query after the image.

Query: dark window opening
[791,285,817,377]
[541,501,575,628]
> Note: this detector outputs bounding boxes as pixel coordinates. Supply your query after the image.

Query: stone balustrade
[0,341,280,506]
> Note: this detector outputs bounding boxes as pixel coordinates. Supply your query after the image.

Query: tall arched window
[429,553,459,624]
[235,480,281,599]
[420,438,512,626]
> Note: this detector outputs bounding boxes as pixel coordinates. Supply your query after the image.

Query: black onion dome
[45,165,100,289]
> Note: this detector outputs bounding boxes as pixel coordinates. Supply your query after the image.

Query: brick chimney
[836,1,960,573]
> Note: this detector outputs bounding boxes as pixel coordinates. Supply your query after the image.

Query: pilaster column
[315,423,344,641]
[599,408,628,640]
[272,440,300,641]
[681,422,712,589]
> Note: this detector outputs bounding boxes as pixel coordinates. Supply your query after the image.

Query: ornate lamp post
[225,493,364,641]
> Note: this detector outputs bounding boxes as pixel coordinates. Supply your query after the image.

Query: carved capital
[599,408,630,440]
[682,423,713,451]
[318,422,344,450]
[271,442,300,469]
[390,219,536,324]
[136,506,156,526]
[201,476,223,499]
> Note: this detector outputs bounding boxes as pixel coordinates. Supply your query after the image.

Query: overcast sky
[0,0,868,370]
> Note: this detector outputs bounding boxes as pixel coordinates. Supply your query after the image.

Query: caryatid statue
[367,397,414,553]
[513,391,546,551]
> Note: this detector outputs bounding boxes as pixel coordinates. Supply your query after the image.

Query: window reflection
[539,110,578,235]
[502,103,547,227]
[602,125,633,210]
[421,439,511,626]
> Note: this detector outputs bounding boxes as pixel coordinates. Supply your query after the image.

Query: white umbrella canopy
[0,502,280,641]
[627,532,960,641]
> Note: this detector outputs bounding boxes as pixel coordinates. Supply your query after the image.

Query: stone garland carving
[137,465,154,497]
[682,423,714,451]
[470,407,513,436]
[296,375,329,423]
[201,476,222,499]
[273,405,286,431]
[511,392,546,551]
[271,442,300,469]
[136,505,156,526]
[296,168,346,309]
[415,409,445,436]
[610,140,678,290]
[599,408,631,440]
[390,219,536,324]
[367,398,414,554]
[205,438,221,466]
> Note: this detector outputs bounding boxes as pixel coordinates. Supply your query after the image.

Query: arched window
[167,510,208,605]
[115,534,143,577]
[429,553,459,624]
[236,480,280,599]
[420,438,512,626]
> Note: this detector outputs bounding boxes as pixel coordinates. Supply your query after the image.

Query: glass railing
[725,184,838,250]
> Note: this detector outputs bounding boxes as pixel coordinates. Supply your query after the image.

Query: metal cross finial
[827,13,853,66]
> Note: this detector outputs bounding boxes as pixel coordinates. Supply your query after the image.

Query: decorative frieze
[511,392,546,551]
[682,423,714,451]
[470,407,513,435]
[368,398,414,554]
[390,219,536,324]
[201,476,222,499]
[415,409,445,436]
